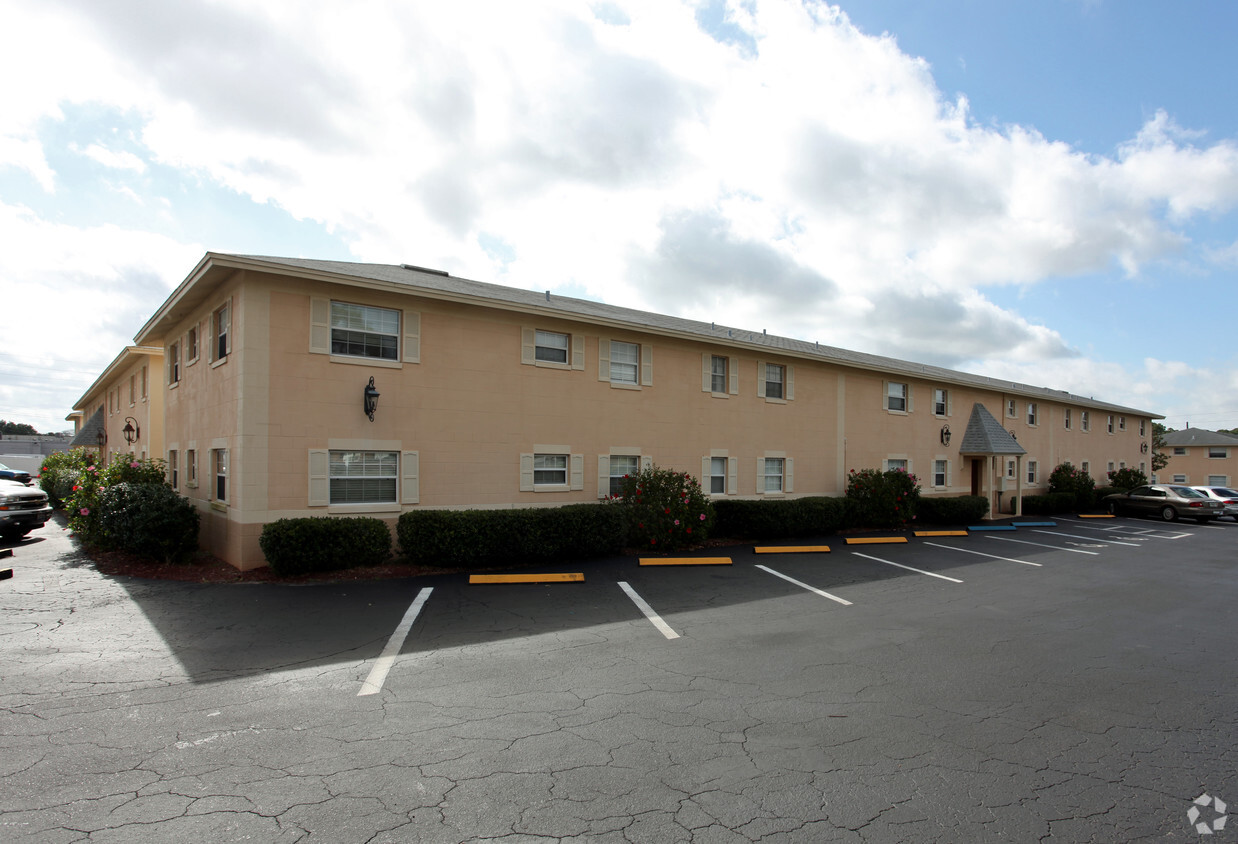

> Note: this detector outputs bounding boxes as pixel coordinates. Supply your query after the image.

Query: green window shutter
[521,327,536,365]
[520,454,534,492]
[308,449,329,506]
[401,451,419,504]
[403,310,421,363]
[310,298,330,354]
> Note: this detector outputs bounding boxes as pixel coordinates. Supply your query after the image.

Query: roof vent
[400,263,449,277]
[546,290,551,302]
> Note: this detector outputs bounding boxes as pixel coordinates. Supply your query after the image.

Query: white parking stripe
[851,552,963,582]
[618,581,680,639]
[923,542,1042,566]
[1031,530,1141,547]
[358,587,434,696]
[986,535,1099,555]
[755,565,852,605]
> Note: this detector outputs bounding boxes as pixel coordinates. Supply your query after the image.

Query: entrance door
[971,458,981,497]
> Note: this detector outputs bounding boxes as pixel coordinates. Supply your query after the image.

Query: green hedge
[915,495,989,525]
[1021,492,1078,515]
[396,504,628,569]
[95,482,200,563]
[260,517,393,575]
[712,497,849,539]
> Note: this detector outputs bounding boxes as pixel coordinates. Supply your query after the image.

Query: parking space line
[850,552,963,582]
[986,535,1098,555]
[923,541,1042,566]
[358,587,433,697]
[1031,530,1141,547]
[755,565,852,605]
[618,581,680,639]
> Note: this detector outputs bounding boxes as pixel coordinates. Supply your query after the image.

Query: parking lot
[2,514,1237,842]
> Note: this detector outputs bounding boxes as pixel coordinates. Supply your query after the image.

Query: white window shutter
[308,449,329,506]
[310,298,330,354]
[572,334,584,370]
[906,386,913,413]
[521,327,536,365]
[701,354,712,393]
[701,456,711,484]
[786,366,795,401]
[641,344,653,386]
[598,455,610,498]
[520,454,534,492]
[727,457,738,494]
[882,381,889,411]
[401,451,420,504]
[785,458,794,493]
[756,458,765,494]
[641,455,653,472]
[598,338,610,382]
[570,454,584,491]
[757,362,766,398]
[947,460,952,488]
[403,310,421,363]
[729,357,739,395]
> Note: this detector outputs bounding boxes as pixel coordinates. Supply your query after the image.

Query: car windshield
[1213,488,1238,497]
[1172,486,1206,498]
[0,462,10,470]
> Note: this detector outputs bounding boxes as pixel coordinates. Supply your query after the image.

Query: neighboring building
[68,346,165,465]
[86,253,1162,570]
[1157,428,1238,486]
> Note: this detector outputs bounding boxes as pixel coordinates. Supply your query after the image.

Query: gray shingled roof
[68,408,105,448]
[229,254,1159,417]
[959,403,1027,456]
[1160,428,1238,447]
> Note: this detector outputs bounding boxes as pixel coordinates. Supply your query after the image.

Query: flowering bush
[845,467,920,529]
[611,465,715,551]
[1049,462,1096,509]
[39,447,100,506]
[64,456,171,545]
[1107,467,1148,492]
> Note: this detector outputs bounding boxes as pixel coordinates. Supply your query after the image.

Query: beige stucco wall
[76,347,164,466]
[150,267,1157,569]
[1157,446,1236,487]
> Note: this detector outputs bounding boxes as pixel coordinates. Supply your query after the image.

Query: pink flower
[79,508,90,516]
[674,519,680,526]
[130,461,139,468]
[699,514,706,520]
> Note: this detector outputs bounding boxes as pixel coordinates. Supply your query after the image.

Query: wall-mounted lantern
[1141,441,1149,454]
[96,427,106,450]
[363,377,380,422]
[122,417,140,445]
[940,424,951,446]
[1008,429,1017,441]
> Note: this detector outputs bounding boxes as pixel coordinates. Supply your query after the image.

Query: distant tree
[0,420,40,435]
[1151,422,1170,472]
[1219,427,1238,436]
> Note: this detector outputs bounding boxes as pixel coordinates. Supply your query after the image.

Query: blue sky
[2,0,1236,435]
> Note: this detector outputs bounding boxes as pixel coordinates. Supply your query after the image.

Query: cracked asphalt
[2,514,1237,842]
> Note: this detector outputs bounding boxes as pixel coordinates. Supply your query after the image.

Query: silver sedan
[1104,484,1225,523]
[1192,486,1238,521]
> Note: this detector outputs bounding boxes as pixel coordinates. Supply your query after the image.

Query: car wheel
[1161,506,1178,522]
[1107,501,1118,515]
[1,527,32,540]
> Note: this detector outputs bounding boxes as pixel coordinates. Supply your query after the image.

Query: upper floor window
[933,388,948,417]
[1064,408,1072,430]
[711,355,728,394]
[332,302,398,361]
[1006,399,1016,418]
[187,325,199,363]
[1081,411,1090,432]
[534,330,569,364]
[169,342,181,384]
[887,381,908,412]
[1173,446,1187,455]
[212,302,231,362]
[1209,447,1229,459]
[1027,403,1038,426]
[609,341,640,385]
[1139,420,1146,437]
[1119,416,1126,431]
[764,364,785,400]
[1107,415,1115,434]
[129,374,136,405]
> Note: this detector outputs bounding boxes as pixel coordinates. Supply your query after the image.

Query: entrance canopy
[959,403,1026,457]
[959,403,1027,518]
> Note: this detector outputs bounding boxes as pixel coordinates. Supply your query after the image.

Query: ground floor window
[1173,474,1187,483]
[213,449,228,502]
[933,459,947,488]
[534,454,568,486]
[710,456,727,494]
[609,454,640,496]
[763,457,785,493]
[329,450,398,504]
[1027,460,1038,484]
[168,450,178,489]
[1208,475,1229,486]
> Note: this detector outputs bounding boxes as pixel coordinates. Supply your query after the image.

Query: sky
[2,0,1237,435]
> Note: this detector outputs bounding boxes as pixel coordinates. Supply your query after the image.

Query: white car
[1192,486,1238,520]
[0,478,53,540]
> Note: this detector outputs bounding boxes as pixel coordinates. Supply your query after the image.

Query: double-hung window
[765,364,785,399]
[1064,408,1072,430]
[169,342,181,384]
[887,382,908,412]
[534,454,568,486]
[329,450,398,504]
[535,330,569,364]
[1027,460,1038,484]
[1107,415,1114,434]
[1027,403,1038,425]
[168,450,178,488]
[933,388,948,417]
[610,341,639,385]
[709,456,727,495]
[1209,447,1229,459]
[886,458,909,473]
[187,326,199,364]
[763,457,785,493]
[212,303,230,362]
[608,455,640,496]
[1007,399,1016,418]
[213,449,228,502]
[1081,411,1090,432]
[186,449,197,488]
[933,459,948,488]
[1173,446,1187,456]
[711,356,728,394]
[331,302,399,361]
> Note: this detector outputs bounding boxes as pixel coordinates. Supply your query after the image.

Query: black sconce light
[122,417,140,445]
[1008,429,1017,441]
[1141,441,1149,454]
[363,377,380,422]
[940,424,951,446]
[96,427,106,449]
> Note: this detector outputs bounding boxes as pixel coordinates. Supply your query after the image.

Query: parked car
[1104,484,1224,523]
[0,478,53,539]
[0,461,32,484]
[1191,486,1238,521]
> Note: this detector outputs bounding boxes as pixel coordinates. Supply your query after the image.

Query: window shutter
[881,381,889,411]
[310,298,330,354]
[570,454,584,491]
[520,454,534,492]
[521,327,536,365]
[727,457,738,495]
[756,458,765,494]
[786,366,795,401]
[702,354,712,393]
[906,386,913,413]
[641,344,653,386]
[641,455,653,472]
[308,449,329,506]
[702,456,711,484]
[403,310,421,363]
[598,338,610,382]
[729,357,739,395]
[785,458,794,493]
[401,451,420,504]
[947,460,953,488]
[757,362,766,398]
[222,299,232,357]
[598,455,610,498]
[571,334,584,370]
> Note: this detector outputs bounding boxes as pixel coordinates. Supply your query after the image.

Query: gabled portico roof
[959,403,1026,456]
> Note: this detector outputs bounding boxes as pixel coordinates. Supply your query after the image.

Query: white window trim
[756,452,792,496]
[210,299,232,366]
[932,388,951,418]
[757,361,794,402]
[702,353,740,397]
[702,450,739,496]
[931,457,951,489]
[522,326,584,370]
[598,337,652,388]
[884,380,911,414]
[521,446,584,492]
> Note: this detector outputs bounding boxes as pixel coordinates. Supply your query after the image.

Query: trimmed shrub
[397,504,627,569]
[846,468,920,529]
[1107,467,1148,491]
[612,466,714,551]
[1021,492,1077,515]
[261,517,392,575]
[1049,462,1096,510]
[95,483,200,563]
[713,497,848,539]
[915,495,989,525]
